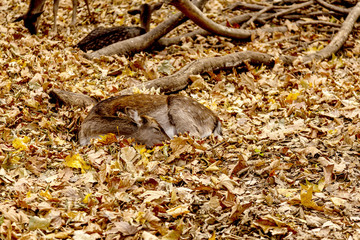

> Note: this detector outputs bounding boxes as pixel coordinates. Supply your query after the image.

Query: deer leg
[71,0,78,25]
[53,0,60,32]
[84,0,91,17]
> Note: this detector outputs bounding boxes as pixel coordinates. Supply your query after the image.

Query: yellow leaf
[285,92,300,103]
[277,188,298,198]
[209,232,216,240]
[83,193,92,204]
[166,205,189,218]
[98,133,117,145]
[300,185,323,211]
[64,154,90,173]
[40,190,52,200]
[12,136,30,151]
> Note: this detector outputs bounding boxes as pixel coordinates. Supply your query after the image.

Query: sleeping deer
[15,0,91,34]
[76,3,162,51]
[79,108,170,146]
[79,94,222,146]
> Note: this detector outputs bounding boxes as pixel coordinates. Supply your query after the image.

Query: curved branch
[157,14,287,47]
[168,0,253,39]
[119,51,294,95]
[315,0,351,14]
[299,1,360,63]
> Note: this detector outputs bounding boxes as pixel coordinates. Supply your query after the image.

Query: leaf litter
[1,0,360,239]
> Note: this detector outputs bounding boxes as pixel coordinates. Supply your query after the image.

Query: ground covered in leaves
[1,0,360,239]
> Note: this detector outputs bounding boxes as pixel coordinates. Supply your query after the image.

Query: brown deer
[15,0,91,34]
[78,108,170,146]
[78,94,222,146]
[76,3,162,52]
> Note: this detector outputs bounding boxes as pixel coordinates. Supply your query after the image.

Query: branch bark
[315,0,351,14]
[157,14,287,48]
[119,51,294,95]
[298,1,360,63]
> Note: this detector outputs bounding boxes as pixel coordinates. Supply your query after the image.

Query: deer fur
[14,0,91,34]
[78,108,169,146]
[79,94,222,146]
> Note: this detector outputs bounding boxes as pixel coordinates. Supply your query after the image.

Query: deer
[14,0,91,34]
[76,2,162,52]
[78,108,170,146]
[78,94,222,146]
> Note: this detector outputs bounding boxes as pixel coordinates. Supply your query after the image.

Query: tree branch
[168,0,286,40]
[119,51,294,95]
[299,1,360,63]
[315,0,351,14]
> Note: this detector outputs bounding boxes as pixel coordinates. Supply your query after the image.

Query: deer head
[79,108,169,146]
[14,0,46,34]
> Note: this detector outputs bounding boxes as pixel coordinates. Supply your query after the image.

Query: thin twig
[315,0,351,14]
[241,4,275,29]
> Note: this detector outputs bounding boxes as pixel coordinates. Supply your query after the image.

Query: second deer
[15,0,91,34]
[76,3,162,52]
[79,94,222,146]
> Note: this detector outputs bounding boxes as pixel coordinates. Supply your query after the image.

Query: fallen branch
[168,0,287,40]
[119,51,294,95]
[299,1,360,63]
[315,0,351,14]
[157,14,287,48]
[242,4,274,29]
[261,1,314,20]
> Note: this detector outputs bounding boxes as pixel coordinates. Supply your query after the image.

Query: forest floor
[1,0,360,239]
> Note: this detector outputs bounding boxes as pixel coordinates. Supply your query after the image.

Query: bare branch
[315,0,351,14]
[168,0,285,40]
[299,1,360,63]
[119,51,294,95]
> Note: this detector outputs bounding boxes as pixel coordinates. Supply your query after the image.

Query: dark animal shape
[14,0,91,34]
[76,3,162,51]
[78,94,222,146]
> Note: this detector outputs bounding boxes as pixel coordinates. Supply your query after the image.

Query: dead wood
[241,4,275,29]
[168,0,285,40]
[118,51,294,95]
[84,0,207,59]
[315,0,351,14]
[298,1,360,63]
[261,1,314,20]
[49,89,97,108]
[157,14,287,48]
[296,20,342,28]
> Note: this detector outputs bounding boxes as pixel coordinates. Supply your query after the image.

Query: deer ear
[31,11,44,21]
[13,15,25,22]
[128,9,141,15]
[151,2,163,12]
[125,108,143,126]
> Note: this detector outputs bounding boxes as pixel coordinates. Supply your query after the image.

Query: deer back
[79,108,169,146]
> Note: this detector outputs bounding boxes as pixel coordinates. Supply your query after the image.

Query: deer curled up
[76,3,162,52]
[14,0,91,34]
[78,94,222,146]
